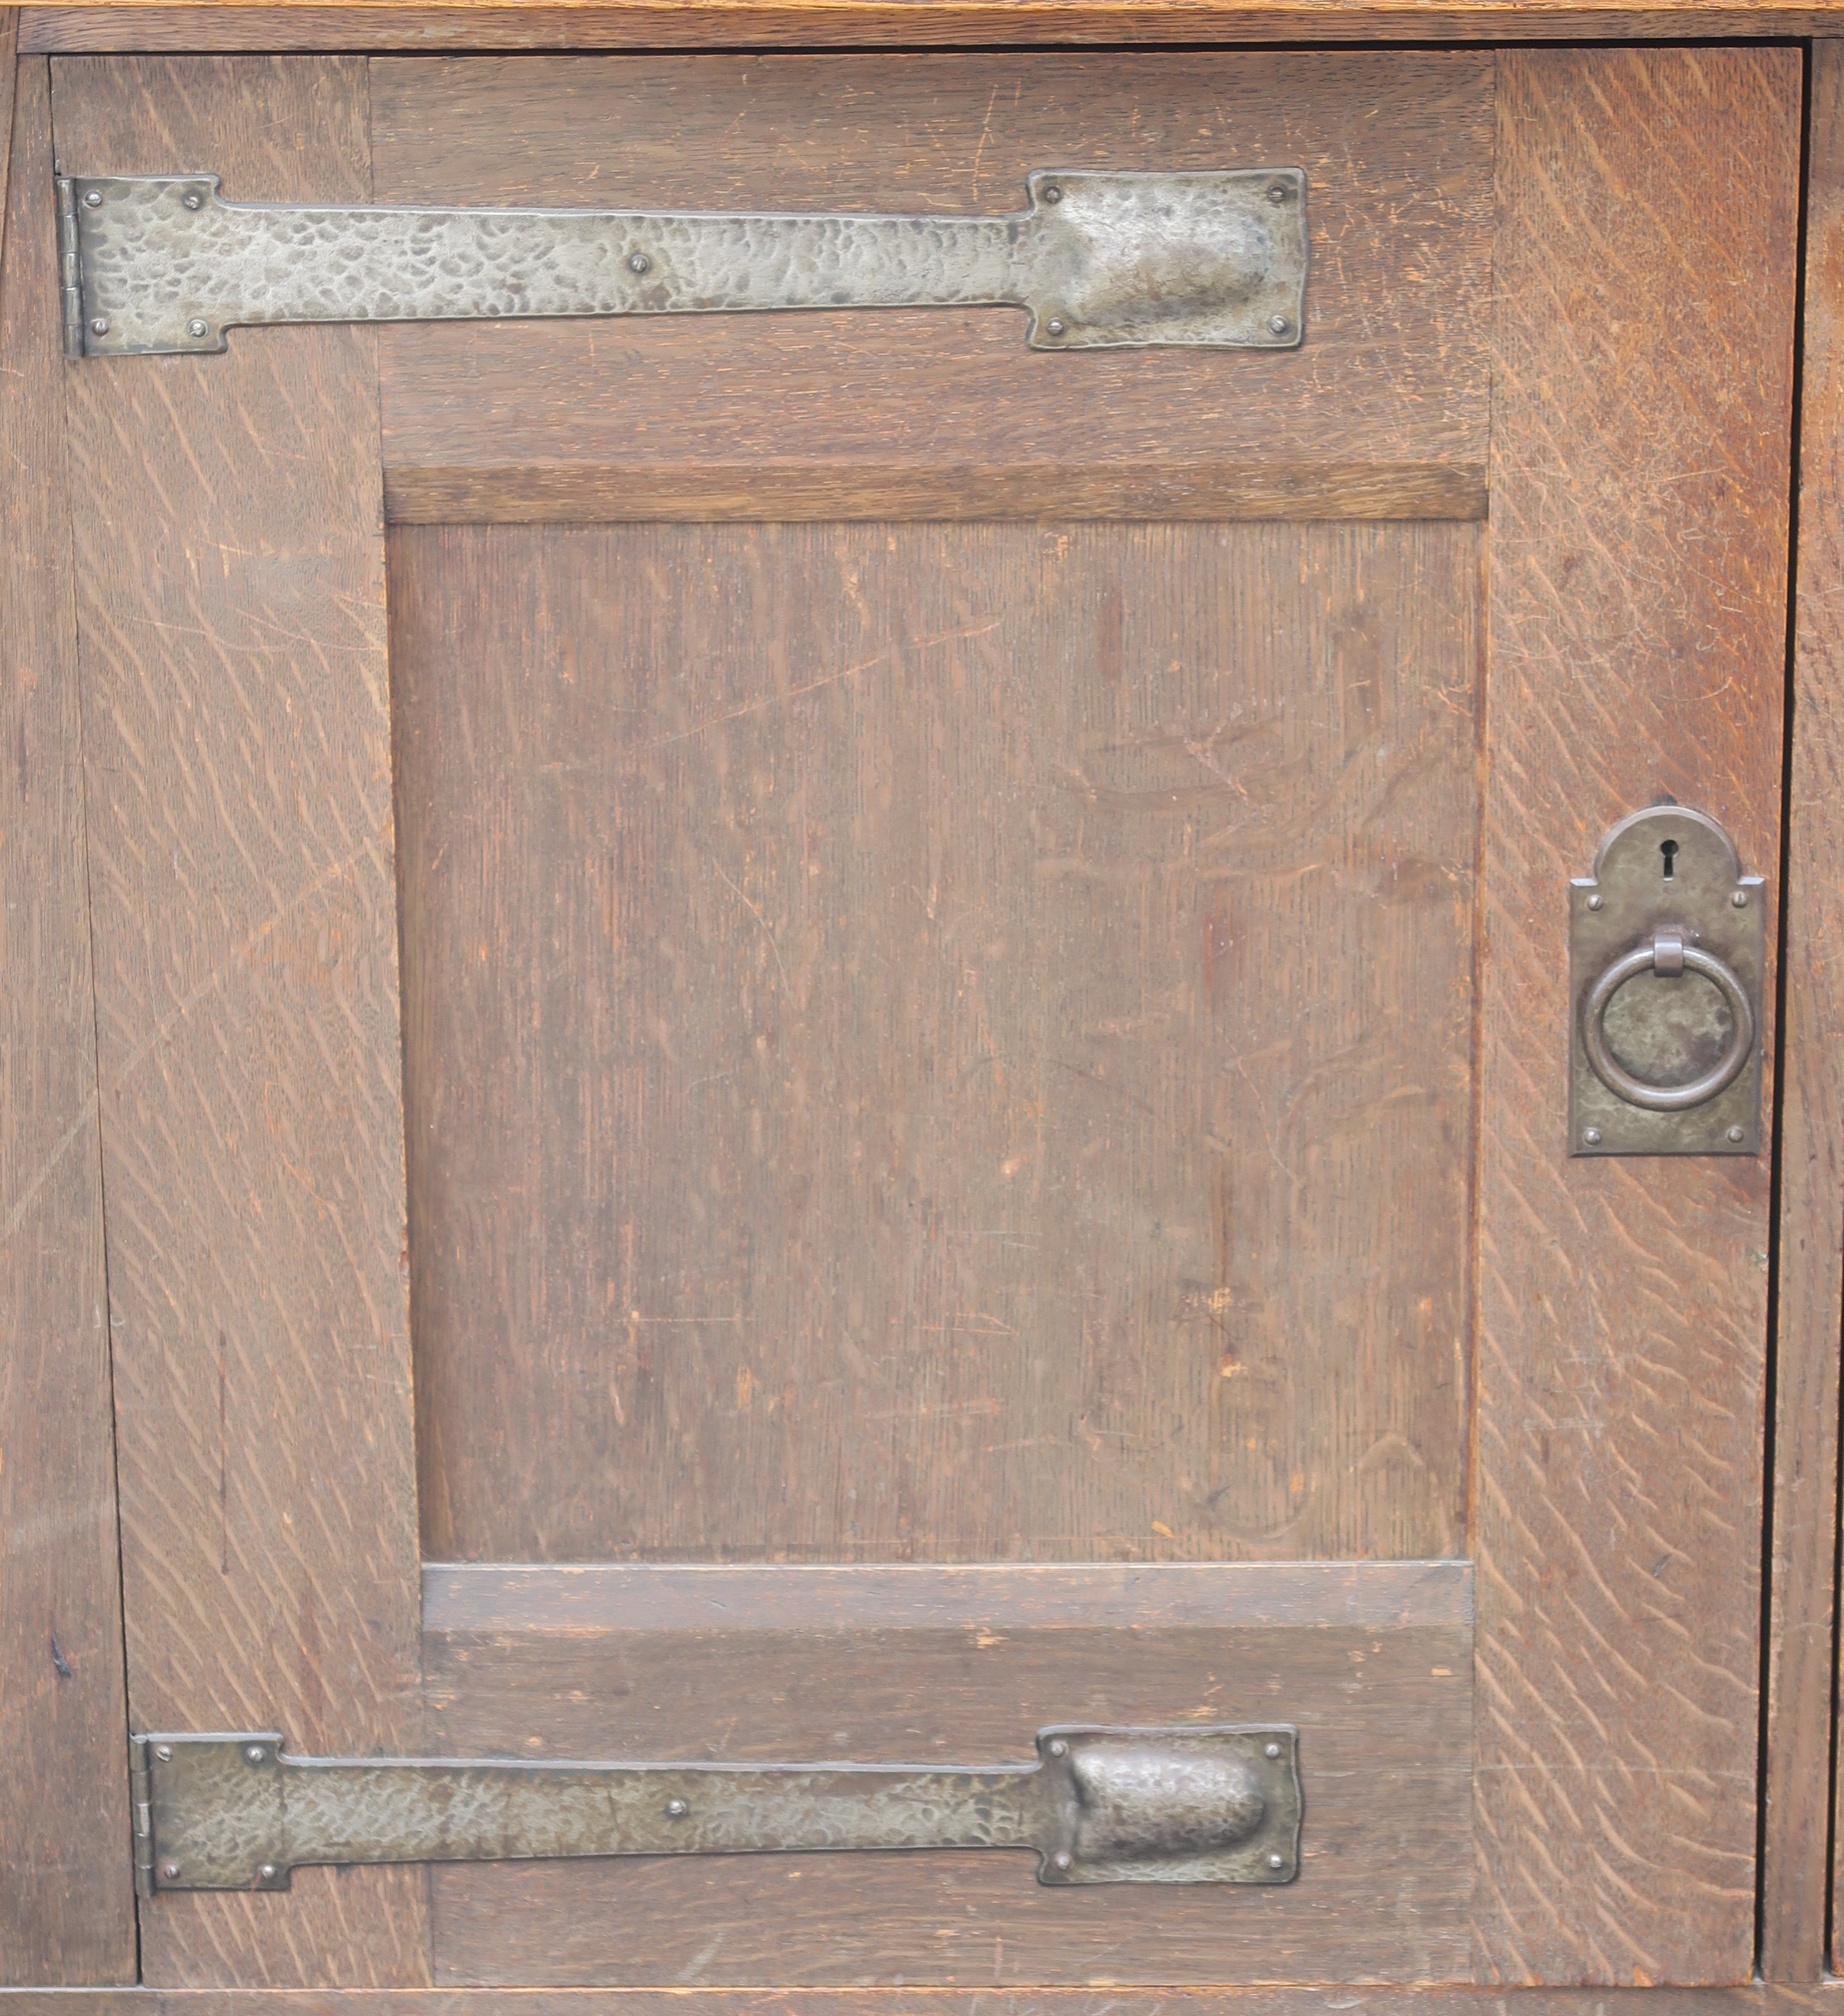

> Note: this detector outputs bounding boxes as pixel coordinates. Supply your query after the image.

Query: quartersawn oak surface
[368,53,1491,525]
[23,1,1844,45]
[1472,49,1798,1986]
[50,54,430,1988]
[394,520,1481,1567]
[421,1560,1472,1986]
[1764,35,1844,1985]
[0,36,136,1984]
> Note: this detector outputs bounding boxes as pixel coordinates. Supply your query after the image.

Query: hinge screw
[160,1862,180,1882]
[1041,185,1063,204]
[258,1864,278,1881]
[1586,892,1604,910]
[1268,315,1291,337]
[1582,1127,1603,1147]
[1268,1852,1286,1871]
[83,189,102,208]
[1046,1738,1067,1758]
[1726,1126,1745,1145]
[665,1797,689,1818]
[154,1744,173,1762]
[1268,183,1290,203]
[1731,890,1748,907]
[89,318,109,336]
[244,1745,266,1765]
[1053,1851,1073,1871]
[627,252,650,275]
[187,320,209,340]
[1045,318,1067,338]
[183,191,203,210]
[1265,1742,1282,1759]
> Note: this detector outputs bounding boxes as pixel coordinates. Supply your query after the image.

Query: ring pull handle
[1581,929,1754,1113]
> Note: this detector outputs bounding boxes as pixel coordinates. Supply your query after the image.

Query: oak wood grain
[368,54,1490,526]
[3,1991,1842,2016]
[1474,48,1799,1986]
[0,40,138,1986]
[421,1560,1472,1986]
[423,1558,1474,1632]
[1765,37,1844,1987]
[393,519,1481,1567]
[23,2,1844,47]
[51,53,428,1988]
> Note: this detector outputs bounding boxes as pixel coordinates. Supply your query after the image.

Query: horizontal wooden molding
[3,1986,1839,2011]
[423,1558,1474,1634]
[22,3,1844,48]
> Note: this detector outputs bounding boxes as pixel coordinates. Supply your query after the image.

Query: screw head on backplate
[1582,1128,1603,1147]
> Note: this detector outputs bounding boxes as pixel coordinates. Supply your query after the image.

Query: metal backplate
[1568,805,1764,1157]
[59,169,1308,358]
[135,1725,1302,1893]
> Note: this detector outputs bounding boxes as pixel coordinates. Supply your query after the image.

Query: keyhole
[1661,839,1678,880]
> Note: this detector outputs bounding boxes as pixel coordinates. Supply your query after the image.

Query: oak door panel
[393,520,1481,1567]
[1473,47,1799,1984]
[51,52,429,1987]
[369,52,1492,525]
[423,1561,1472,1986]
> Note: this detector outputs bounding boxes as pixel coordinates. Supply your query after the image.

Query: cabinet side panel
[0,40,138,1986]
[1476,47,1799,1984]
[51,54,427,1987]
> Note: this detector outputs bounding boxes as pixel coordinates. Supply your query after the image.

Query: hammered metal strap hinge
[55,170,1308,360]
[136,1725,1301,1892]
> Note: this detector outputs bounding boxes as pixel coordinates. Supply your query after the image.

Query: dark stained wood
[393,519,1481,1567]
[1762,42,1844,1988]
[50,54,428,1988]
[423,1558,1473,1632]
[421,1560,1472,1986]
[24,2,1844,47]
[368,54,1491,526]
[0,40,138,1986]
[1474,49,1799,1986]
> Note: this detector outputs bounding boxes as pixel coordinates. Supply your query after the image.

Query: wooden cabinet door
[25,39,1800,1993]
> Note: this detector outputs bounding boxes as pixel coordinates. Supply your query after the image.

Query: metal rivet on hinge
[1045,318,1066,337]
[1046,1739,1067,1758]
[183,191,203,209]
[665,1797,689,1818]
[1268,1852,1286,1871]
[154,1744,173,1762]
[187,320,209,339]
[244,1744,267,1765]
[160,1862,180,1882]
[1265,1742,1282,1759]
[258,1864,279,1881]
[83,188,102,208]
[1053,1851,1073,1871]
[1041,184,1063,203]
[627,252,650,275]
[1582,1128,1603,1148]
[1268,315,1291,336]
[1268,183,1290,203]
[1732,889,1749,907]
[1727,1126,1745,1144]
[1586,892,1604,910]
[89,319,109,336]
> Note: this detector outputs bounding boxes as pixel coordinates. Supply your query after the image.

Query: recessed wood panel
[393,519,1481,1566]
[368,52,1491,523]
[422,1560,1472,1986]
